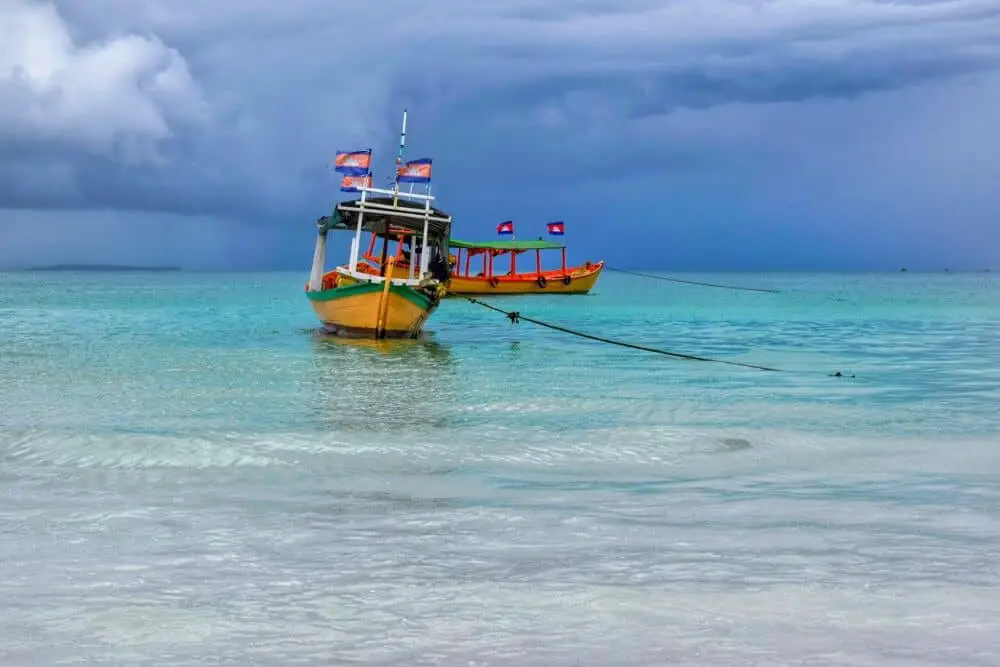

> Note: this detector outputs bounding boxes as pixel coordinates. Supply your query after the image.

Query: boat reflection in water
[307,332,457,434]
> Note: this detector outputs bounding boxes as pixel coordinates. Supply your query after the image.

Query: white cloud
[0,0,208,164]
[0,0,997,269]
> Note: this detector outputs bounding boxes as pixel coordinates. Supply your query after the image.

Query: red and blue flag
[497,220,514,236]
[334,149,371,175]
[547,221,565,236]
[340,174,372,192]
[397,158,432,184]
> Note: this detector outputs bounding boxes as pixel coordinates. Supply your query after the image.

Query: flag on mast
[397,158,432,184]
[334,150,371,175]
[340,173,372,192]
[546,221,565,235]
[497,220,514,236]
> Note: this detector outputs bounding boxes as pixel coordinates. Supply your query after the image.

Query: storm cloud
[1,0,998,269]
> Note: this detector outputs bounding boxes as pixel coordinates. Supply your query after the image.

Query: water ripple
[2,271,999,665]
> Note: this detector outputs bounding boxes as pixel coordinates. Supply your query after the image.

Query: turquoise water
[2,270,999,665]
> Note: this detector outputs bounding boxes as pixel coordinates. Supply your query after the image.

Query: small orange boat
[445,239,604,295]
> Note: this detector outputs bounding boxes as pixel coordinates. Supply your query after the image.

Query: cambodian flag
[340,173,372,192]
[397,158,432,183]
[547,221,565,235]
[497,220,514,235]
[334,149,371,175]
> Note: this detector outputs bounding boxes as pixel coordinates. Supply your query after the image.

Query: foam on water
[6,424,999,479]
[2,270,999,665]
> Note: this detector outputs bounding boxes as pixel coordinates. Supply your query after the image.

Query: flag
[340,173,372,192]
[546,221,565,236]
[397,158,432,183]
[334,150,371,175]
[497,220,514,236]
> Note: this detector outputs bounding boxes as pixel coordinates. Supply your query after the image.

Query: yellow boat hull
[446,261,604,296]
[305,280,440,338]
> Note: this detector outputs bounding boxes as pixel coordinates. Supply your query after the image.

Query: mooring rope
[605,267,781,294]
[460,296,784,372]
[459,296,854,377]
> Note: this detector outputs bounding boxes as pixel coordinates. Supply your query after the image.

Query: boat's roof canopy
[449,239,565,251]
[318,196,453,239]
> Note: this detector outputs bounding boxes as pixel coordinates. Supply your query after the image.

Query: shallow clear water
[2,270,999,665]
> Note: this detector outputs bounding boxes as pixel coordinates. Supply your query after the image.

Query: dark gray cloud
[1,0,999,269]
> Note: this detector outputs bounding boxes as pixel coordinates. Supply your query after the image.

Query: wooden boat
[445,239,604,295]
[304,111,454,338]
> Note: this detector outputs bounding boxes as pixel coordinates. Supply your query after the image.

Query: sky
[1,0,998,271]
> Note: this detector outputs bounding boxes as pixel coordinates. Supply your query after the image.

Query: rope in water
[605,267,781,294]
[460,296,784,372]
[459,296,855,378]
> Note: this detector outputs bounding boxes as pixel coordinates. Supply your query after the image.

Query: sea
[1,269,998,666]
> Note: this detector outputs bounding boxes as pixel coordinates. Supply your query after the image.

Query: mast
[392,108,407,207]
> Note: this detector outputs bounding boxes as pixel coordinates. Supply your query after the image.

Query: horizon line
[1,265,993,274]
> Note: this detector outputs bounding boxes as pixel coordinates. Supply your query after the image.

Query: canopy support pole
[308,229,327,291]
[349,188,368,271]
[419,199,431,278]
[378,231,389,277]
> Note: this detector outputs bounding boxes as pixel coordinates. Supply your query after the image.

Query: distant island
[28,264,182,272]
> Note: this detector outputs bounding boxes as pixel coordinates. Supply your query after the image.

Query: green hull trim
[305,280,434,311]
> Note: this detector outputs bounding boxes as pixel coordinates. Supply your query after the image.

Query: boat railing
[337,202,444,225]
[336,265,430,288]
[350,185,436,203]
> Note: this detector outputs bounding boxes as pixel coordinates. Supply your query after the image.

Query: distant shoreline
[27,264,182,272]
